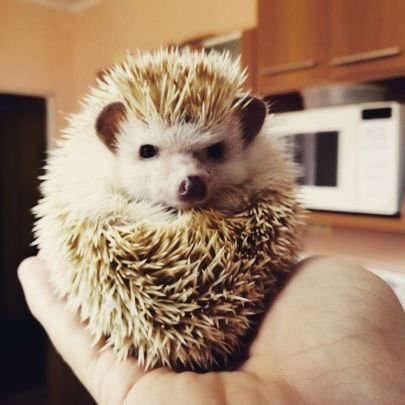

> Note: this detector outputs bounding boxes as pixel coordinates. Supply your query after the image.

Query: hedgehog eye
[206,142,225,160]
[139,144,159,159]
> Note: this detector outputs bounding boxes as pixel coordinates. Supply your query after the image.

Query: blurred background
[0,0,404,403]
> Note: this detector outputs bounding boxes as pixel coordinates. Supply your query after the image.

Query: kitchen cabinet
[330,0,405,82]
[240,29,257,91]
[178,30,258,92]
[256,0,329,95]
[256,0,405,95]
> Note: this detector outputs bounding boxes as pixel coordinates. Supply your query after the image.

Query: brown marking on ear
[236,97,267,145]
[95,102,126,152]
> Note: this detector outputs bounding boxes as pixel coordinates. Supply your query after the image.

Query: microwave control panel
[357,107,401,215]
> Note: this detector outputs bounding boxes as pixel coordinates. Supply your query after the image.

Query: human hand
[18,256,405,405]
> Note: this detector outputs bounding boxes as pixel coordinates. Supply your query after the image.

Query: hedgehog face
[114,120,246,210]
[96,98,266,210]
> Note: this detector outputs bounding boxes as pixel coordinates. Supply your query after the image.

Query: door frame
[0,86,55,148]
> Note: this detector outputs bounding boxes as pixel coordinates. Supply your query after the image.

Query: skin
[18,256,405,405]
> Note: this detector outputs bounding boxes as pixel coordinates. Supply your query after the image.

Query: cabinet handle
[330,46,401,66]
[260,59,316,75]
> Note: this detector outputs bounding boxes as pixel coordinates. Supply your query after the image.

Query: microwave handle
[330,46,401,66]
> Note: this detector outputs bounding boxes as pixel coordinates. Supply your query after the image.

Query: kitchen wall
[72,0,256,98]
[0,0,75,136]
[0,0,256,136]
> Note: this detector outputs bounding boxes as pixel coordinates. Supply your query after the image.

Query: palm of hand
[19,257,405,405]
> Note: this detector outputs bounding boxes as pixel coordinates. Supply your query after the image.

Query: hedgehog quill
[34,48,304,371]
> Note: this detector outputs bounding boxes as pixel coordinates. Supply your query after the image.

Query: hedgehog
[33,48,304,371]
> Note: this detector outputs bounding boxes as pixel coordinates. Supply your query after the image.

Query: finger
[18,256,147,405]
[18,257,98,376]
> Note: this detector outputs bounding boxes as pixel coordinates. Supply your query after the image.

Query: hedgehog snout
[178,176,208,203]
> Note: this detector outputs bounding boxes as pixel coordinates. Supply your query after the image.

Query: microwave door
[286,129,356,212]
[305,136,316,185]
[300,134,316,186]
[289,131,338,188]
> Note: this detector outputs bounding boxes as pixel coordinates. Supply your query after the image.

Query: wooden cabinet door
[257,0,329,94]
[330,0,405,81]
[240,29,258,92]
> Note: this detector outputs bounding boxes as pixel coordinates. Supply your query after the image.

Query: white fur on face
[116,116,250,209]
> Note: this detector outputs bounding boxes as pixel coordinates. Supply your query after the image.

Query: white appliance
[271,101,405,215]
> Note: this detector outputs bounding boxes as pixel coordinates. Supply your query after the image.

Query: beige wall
[0,0,256,137]
[72,0,257,97]
[0,0,76,135]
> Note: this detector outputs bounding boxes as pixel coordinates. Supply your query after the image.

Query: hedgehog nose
[179,176,207,202]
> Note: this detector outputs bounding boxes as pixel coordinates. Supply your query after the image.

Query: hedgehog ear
[235,97,267,145]
[95,102,126,152]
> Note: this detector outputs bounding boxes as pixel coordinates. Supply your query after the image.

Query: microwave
[271,102,405,215]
